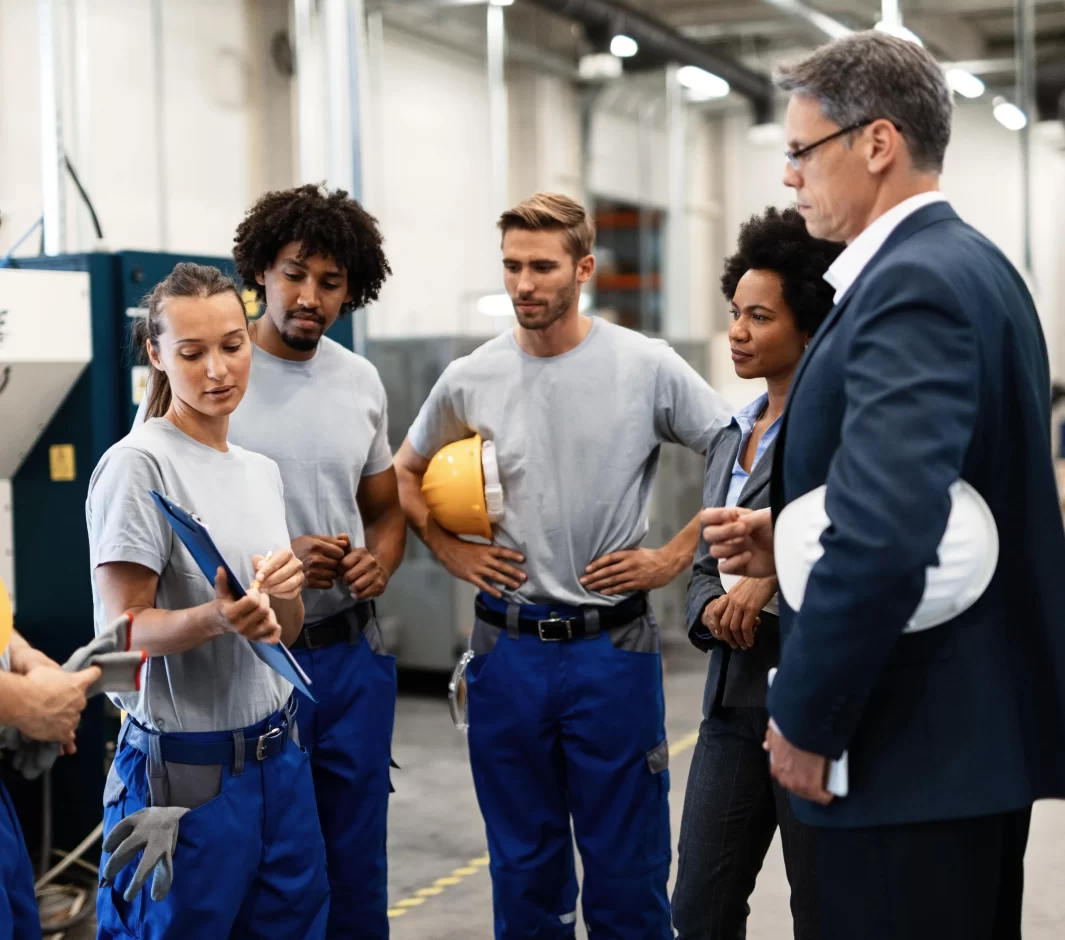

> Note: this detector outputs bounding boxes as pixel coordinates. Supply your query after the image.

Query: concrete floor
[387,641,1065,939]
[59,641,1065,938]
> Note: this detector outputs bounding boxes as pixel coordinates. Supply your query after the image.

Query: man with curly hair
[232,185,405,939]
[139,185,405,936]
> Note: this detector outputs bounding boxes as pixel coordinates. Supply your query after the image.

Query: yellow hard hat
[422,435,504,541]
[0,577,12,658]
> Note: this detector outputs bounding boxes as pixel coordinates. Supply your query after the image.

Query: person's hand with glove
[3,614,144,779]
[101,806,189,902]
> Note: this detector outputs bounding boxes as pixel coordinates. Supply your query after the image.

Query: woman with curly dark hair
[671,206,842,940]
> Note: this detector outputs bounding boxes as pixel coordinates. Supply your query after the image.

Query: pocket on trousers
[103,760,127,807]
[608,614,661,654]
[645,739,669,775]
[470,617,504,657]
[164,762,223,814]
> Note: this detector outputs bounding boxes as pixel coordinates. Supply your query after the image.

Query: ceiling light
[676,65,729,101]
[946,68,985,99]
[609,34,638,58]
[579,52,622,81]
[993,98,1027,131]
[488,0,514,6]
[874,21,923,45]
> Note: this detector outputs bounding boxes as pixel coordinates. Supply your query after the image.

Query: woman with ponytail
[87,263,328,938]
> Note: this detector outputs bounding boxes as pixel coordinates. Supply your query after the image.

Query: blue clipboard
[150,490,315,701]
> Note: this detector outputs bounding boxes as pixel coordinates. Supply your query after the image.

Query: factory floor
[65,640,1065,939]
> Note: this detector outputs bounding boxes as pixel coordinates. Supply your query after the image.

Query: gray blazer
[686,421,780,718]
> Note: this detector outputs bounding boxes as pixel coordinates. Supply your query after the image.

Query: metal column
[291,0,368,352]
[38,0,65,255]
[487,3,509,214]
[664,65,688,338]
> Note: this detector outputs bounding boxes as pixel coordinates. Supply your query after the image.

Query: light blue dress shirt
[725,393,781,508]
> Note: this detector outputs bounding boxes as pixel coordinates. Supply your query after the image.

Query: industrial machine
[369,334,708,672]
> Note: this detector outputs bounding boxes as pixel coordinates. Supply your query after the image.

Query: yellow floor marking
[669,729,700,757]
[387,727,701,923]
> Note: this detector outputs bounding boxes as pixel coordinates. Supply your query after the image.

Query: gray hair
[775,31,953,174]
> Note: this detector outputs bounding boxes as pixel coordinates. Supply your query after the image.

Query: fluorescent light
[488,0,514,6]
[946,68,985,99]
[610,34,638,58]
[478,293,592,317]
[874,21,923,45]
[747,122,785,146]
[993,98,1027,131]
[676,65,729,100]
[579,53,622,81]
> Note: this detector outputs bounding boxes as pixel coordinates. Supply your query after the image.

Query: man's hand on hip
[764,720,834,806]
[700,507,777,578]
[580,547,681,596]
[431,532,525,599]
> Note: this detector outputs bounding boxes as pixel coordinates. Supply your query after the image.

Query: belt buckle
[256,726,284,761]
[302,625,323,651]
[537,616,573,642]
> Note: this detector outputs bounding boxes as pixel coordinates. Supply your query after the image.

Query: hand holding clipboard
[150,491,315,700]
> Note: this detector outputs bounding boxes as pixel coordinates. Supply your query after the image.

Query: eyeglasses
[784,119,876,170]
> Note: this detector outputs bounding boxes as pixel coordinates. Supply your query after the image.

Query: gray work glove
[2,615,142,780]
[101,806,189,902]
[64,614,134,671]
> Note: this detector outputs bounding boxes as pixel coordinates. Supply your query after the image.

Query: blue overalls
[0,779,41,940]
[291,603,397,939]
[466,592,672,939]
[97,702,329,939]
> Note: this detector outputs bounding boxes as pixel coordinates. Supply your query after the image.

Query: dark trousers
[817,806,1031,940]
[672,707,819,940]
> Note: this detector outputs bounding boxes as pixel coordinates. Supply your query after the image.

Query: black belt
[290,602,374,650]
[474,593,648,642]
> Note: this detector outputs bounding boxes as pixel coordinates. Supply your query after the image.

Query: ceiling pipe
[524,0,775,120]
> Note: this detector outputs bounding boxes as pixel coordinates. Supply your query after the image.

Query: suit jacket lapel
[708,424,742,508]
[736,437,776,506]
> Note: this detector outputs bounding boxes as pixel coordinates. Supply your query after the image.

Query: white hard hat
[751,480,998,633]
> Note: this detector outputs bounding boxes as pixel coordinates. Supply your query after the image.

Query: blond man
[395,194,731,938]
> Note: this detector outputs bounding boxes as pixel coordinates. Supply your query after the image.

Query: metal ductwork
[524,0,775,120]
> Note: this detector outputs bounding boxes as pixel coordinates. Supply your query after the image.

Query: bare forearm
[5,630,55,674]
[663,514,703,579]
[365,507,407,576]
[395,463,435,545]
[0,672,30,726]
[270,596,304,647]
[122,603,223,656]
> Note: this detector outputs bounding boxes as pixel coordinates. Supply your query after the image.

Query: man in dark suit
[700,31,1065,940]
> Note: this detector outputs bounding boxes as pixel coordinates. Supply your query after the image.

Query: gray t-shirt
[136,339,393,625]
[408,318,731,607]
[86,418,293,732]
